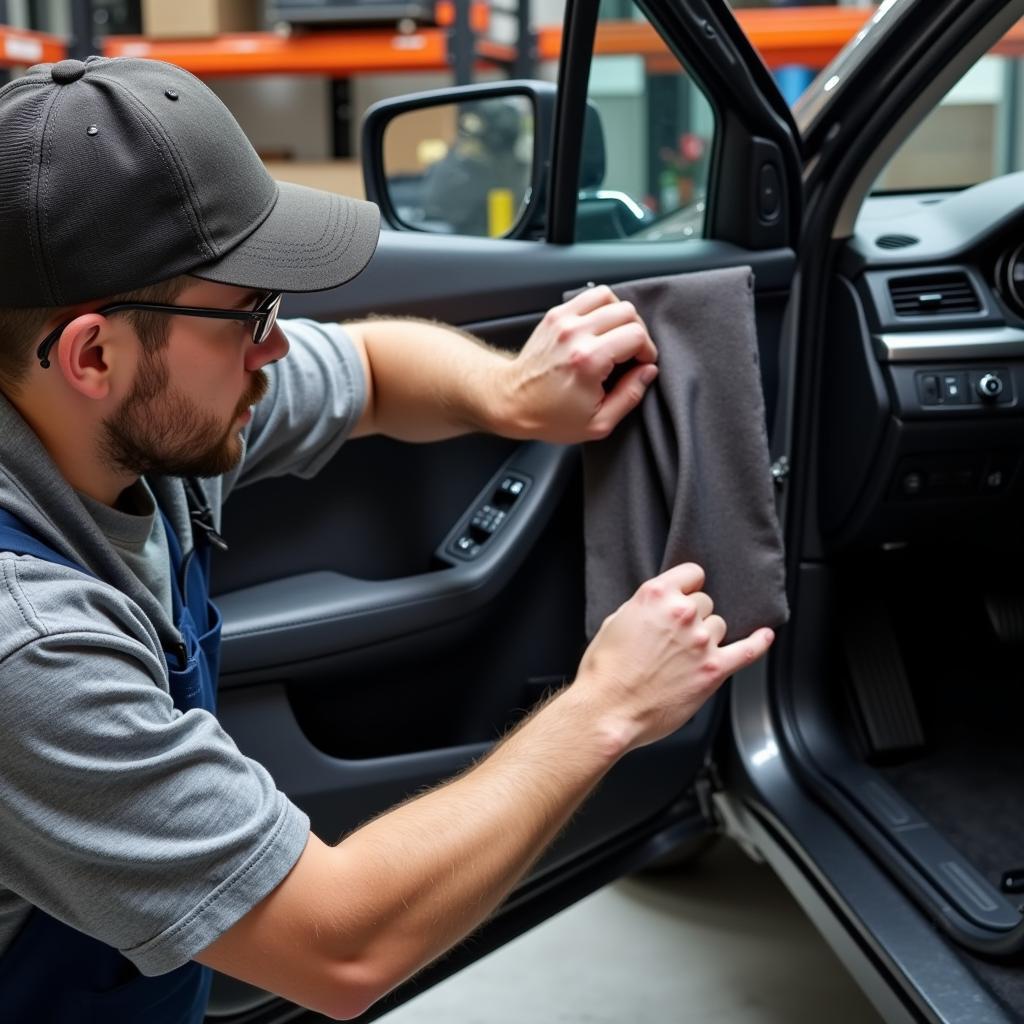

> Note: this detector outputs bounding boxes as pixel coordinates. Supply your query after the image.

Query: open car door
[206,0,804,1019]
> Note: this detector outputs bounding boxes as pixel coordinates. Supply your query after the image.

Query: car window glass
[876,19,1024,191]
[573,0,715,243]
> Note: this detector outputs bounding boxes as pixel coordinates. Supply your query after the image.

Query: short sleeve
[0,624,310,976]
[225,318,367,497]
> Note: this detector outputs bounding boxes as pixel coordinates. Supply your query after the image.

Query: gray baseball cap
[0,56,380,308]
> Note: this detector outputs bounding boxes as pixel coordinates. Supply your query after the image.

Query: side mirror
[362,81,556,240]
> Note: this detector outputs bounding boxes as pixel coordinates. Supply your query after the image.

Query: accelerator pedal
[843,604,925,757]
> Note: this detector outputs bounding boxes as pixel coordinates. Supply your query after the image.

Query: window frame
[546,0,801,251]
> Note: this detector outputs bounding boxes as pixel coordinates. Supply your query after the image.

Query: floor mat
[881,742,1024,888]
[862,552,1024,1013]
[879,736,1024,1014]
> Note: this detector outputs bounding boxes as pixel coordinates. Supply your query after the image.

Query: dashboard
[820,172,1024,548]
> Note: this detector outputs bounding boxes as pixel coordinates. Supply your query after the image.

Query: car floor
[872,596,1024,1017]
[383,839,883,1023]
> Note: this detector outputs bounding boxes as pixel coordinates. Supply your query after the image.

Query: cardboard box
[142,0,263,39]
[262,160,366,200]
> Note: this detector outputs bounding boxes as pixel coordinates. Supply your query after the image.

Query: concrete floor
[385,839,884,1023]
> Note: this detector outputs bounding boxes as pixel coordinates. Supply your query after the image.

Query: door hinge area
[694,764,765,864]
[694,762,722,822]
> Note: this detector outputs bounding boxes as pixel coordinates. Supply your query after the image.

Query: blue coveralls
[0,500,223,1023]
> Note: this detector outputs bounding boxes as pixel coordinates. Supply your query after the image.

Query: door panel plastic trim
[279,232,796,326]
[218,443,573,683]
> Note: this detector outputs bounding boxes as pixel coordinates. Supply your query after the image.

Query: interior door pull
[216,443,576,683]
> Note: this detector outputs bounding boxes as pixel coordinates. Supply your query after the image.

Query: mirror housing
[362,80,557,240]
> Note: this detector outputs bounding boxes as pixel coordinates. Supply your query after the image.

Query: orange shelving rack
[102,4,879,76]
[0,6,1005,78]
[0,25,66,68]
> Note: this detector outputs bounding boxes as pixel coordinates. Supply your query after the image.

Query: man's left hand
[496,285,659,443]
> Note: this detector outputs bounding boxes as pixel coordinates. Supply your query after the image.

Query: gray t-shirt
[80,480,173,617]
[0,317,366,976]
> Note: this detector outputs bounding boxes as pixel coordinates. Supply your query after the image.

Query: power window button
[454,535,479,556]
[941,373,966,404]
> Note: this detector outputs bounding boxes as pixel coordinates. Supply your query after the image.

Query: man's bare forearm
[320,684,626,1004]
[197,682,629,1019]
[197,566,773,1021]
[344,287,661,446]
[347,317,514,442]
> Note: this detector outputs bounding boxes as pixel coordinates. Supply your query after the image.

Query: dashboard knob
[978,373,1004,400]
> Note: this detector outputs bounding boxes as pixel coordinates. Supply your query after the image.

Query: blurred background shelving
[2,3,1020,209]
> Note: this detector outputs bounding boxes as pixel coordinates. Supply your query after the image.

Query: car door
[203,1,801,1020]
[705,1,1024,1023]
[210,0,1024,1021]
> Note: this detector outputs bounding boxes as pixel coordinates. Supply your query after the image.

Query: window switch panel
[447,472,531,560]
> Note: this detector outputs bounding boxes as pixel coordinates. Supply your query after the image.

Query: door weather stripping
[875,327,1024,362]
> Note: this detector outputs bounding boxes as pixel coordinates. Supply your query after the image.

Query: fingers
[578,306,658,366]
[562,283,619,317]
[691,592,714,620]
[590,322,658,371]
[559,287,658,363]
[588,362,659,438]
[705,614,727,646]
[647,562,706,596]
[715,628,775,679]
[673,596,721,645]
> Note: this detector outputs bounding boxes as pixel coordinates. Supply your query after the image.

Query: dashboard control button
[977,373,1004,399]
[941,373,965,403]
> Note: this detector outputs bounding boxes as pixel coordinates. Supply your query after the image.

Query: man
[0,56,774,1021]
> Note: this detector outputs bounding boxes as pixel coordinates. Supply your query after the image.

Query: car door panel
[280,230,796,324]
[217,441,576,680]
[204,0,806,1013]
[207,0,1024,1020]
[215,238,794,682]
[211,234,789,878]
[207,234,791,1018]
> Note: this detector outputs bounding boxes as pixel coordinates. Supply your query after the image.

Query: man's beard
[100,349,269,479]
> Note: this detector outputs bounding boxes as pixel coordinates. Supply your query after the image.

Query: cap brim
[191,181,380,293]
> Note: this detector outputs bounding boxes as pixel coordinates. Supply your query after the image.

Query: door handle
[217,442,577,684]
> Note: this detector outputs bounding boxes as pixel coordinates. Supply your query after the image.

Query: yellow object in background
[487,188,515,237]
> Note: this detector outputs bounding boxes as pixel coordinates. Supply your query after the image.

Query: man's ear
[54,314,119,400]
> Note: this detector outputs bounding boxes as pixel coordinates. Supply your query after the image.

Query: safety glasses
[36,290,284,369]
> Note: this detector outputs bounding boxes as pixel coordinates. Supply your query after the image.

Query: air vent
[876,233,919,250]
[888,272,981,317]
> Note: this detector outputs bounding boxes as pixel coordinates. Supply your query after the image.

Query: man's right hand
[574,563,775,754]
[197,561,773,1021]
